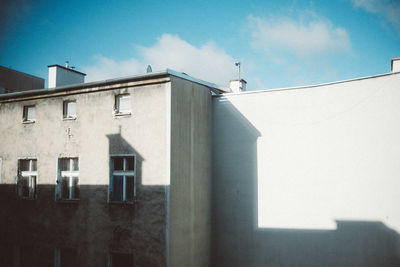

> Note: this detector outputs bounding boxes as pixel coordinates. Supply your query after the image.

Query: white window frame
[63,100,77,119]
[17,158,37,199]
[114,94,131,115]
[109,154,136,203]
[56,158,79,201]
[108,252,134,267]
[54,247,76,267]
[22,105,36,123]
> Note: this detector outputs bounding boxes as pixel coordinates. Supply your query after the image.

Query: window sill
[114,112,131,117]
[56,199,80,204]
[63,117,77,121]
[108,200,135,205]
[18,197,37,201]
[22,120,35,124]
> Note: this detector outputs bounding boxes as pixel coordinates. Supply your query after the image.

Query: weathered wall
[169,77,212,267]
[0,81,169,266]
[212,73,400,266]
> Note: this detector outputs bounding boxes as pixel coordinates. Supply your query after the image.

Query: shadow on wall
[0,129,166,267]
[211,98,400,267]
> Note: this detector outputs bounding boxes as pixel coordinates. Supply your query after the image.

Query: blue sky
[1,0,399,90]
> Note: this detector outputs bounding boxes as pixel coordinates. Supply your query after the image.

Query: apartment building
[0,66,215,267]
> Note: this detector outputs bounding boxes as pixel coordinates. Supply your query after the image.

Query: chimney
[391,58,400,73]
[48,64,86,88]
[229,79,247,93]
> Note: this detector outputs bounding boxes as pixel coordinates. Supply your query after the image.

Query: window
[63,101,77,119]
[19,245,35,267]
[109,156,135,202]
[55,248,76,267]
[23,105,36,122]
[17,159,37,199]
[109,252,133,267]
[115,94,131,115]
[56,158,79,201]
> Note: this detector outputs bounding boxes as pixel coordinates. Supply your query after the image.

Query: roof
[215,71,400,98]
[0,69,222,102]
[48,64,87,76]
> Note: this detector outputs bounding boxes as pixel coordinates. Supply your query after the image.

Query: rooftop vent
[229,79,247,93]
[391,58,400,73]
[48,63,86,88]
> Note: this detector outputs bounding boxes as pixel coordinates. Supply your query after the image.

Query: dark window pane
[60,159,70,171]
[31,159,37,171]
[0,243,13,266]
[60,177,69,199]
[126,176,134,201]
[19,160,30,171]
[111,176,123,201]
[60,248,76,267]
[111,253,133,267]
[20,245,35,267]
[113,157,123,171]
[71,177,79,199]
[126,157,135,171]
[20,176,30,198]
[72,158,79,171]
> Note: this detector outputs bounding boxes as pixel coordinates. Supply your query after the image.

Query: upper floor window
[109,155,135,203]
[109,252,133,267]
[55,247,76,267]
[56,158,79,201]
[115,94,131,115]
[22,105,35,123]
[17,159,37,199]
[63,100,77,119]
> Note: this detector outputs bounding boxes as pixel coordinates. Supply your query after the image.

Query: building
[0,66,44,94]
[0,66,215,267]
[0,59,400,266]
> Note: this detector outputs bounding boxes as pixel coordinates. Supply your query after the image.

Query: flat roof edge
[216,71,400,97]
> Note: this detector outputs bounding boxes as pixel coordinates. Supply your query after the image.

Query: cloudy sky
[1,0,399,90]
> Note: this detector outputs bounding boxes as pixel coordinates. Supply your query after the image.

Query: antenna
[235,62,241,81]
[146,65,152,73]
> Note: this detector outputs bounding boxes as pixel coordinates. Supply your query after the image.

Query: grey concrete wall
[169,77,212,267]
[0,66,44,93]
[212,73,400,266]
[0,81,169,266]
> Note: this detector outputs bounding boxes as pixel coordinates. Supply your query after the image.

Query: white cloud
[82,34,237,86]
[249,15,351,59]
[82,56,142,82]
[352,0,400,34]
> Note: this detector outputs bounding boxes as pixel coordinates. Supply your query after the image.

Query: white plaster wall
[213,73,400,266]
[48,66,85,88]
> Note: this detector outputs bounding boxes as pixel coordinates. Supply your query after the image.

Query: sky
[0,0,399,90]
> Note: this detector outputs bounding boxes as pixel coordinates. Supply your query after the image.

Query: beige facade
[0,71,213,267]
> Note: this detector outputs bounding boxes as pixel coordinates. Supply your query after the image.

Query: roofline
[48,64,87,76]
[0,65,44,81]
[215,71,400,98]
[0,69,222,101]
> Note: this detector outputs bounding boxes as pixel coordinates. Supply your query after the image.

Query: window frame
[56,157,80,202]
[108,252,134,267]
[17,158,38,200]
[63,100,77,120]
[22,105,36,123]
[109,154,136,204]
[54,247,76,267]
[114,94,131,116]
